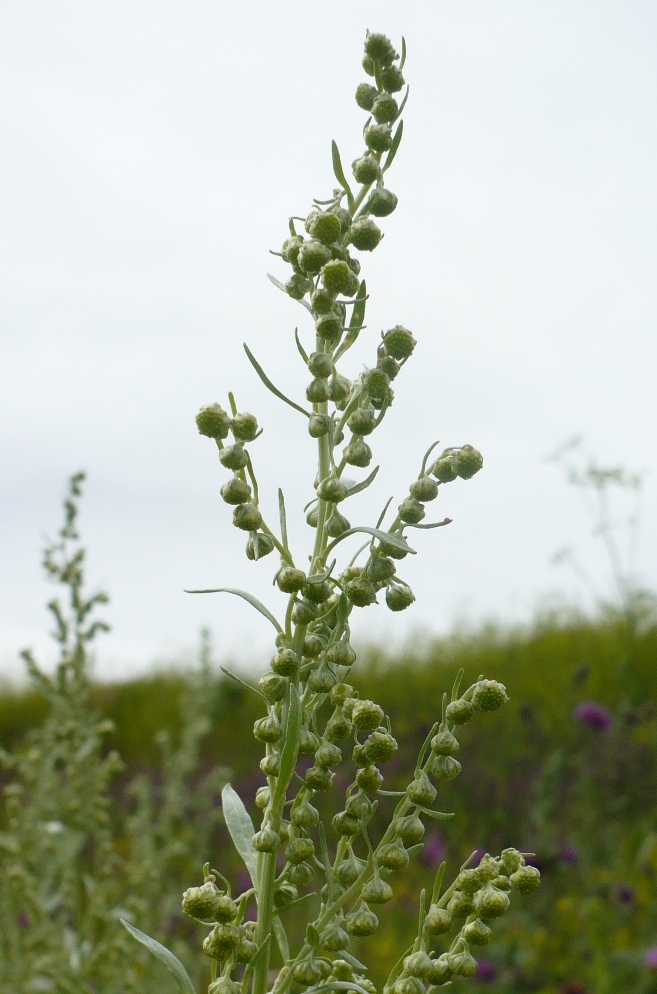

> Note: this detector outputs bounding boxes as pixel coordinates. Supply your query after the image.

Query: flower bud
[182,881,222,921]
[291,797,320,829]
[355,82,378,110]
[350,701,382,732]
[303,579,332,604]
[447,950,477,978]
[208,978,240,994]
[253,713,282,743]
[232,412,258,442]
[493,874,511,890]
[326,509,351,537]
[325,710,353,741]
[345,576,377,606]
[260,752,280,776]
[276,567,306,594]
[285,837,315,864]
[286,274,311,300]
[474,882,511,919]
[377,539,409,560]
[427,956,452,985]
[424,905,453,936]
[315,312,343,345]
[365,123,393,152]
[305,210,342,245]
[259,673,286,703]
[398,497,425,524]
[292,961,322,987]
[305,506,319,528]
[356,764,383,791]
[364,555,396,583]
[306,766,334,791]
[364,732,398,764]
[288,861,314,887]
[463,918,492,945]
[282,235,304,264]
[196,404,231,439]
[509,865,541,894]
[246,532,274,560]
[349,217,383,251]
[306,377,331,404]
[364,32,398,67]
[376,842,409,871]
[255,785,270,809]
[391,977,424,994]
[386,582,415,612]
[221,476,252,505]
[447,890,474,918]
[326,640,357,667]
[457,868,482,895]
[409,477,438,502]
[298,239,332,274]
[307,414,331,438]
[346,902,379,936]
[321,259,353,295]
[347,407,377,435]
[292,599,318,625]
[315,741,342,767]
[308,661,338,694]
[394,814,425,845]
[453,444,483,480]
[319,924,350,953]
[428,754,462,781]
[307,351,333,378]
[362,367,390,400]
[330,960,354,981]
[252,827,280,853]
[430,454,458,483]
[302,635,324,658]
[500,848,524,875]
[352,155,380,185]
[203,924,241,959]
[478,855,501,881]
[472,679,508,712]
[430,730,459,755]
[299,727,320,755]
[219,444,248,470]
[361,877,394,904]
[407,771,437,806]
[445,699,474,725]
[274,881,298,908]
[380,64,405,92]
[368,188,399,217]
[404,951,434,981]
[343,439,373,468]
[271,648,299,677]
[370,386,393,410]
[372,93,398,124]
[382,325,416,360]
[333,811,360,836]
[233,503,263,531]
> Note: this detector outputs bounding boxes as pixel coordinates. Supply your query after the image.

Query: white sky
[1,1,656,684]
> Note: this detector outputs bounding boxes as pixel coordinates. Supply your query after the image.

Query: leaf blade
[331,141,354,208]
[324,526,416,558]
[383,120,403,173]
[273,685,301,805]
[221,784,258,886]
[184,587,282,633]
[120,921,197,994]
[243,344,311,418]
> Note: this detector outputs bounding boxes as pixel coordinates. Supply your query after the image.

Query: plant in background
[123,31,541,994]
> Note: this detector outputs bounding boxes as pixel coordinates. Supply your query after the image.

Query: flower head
[573,701,612,732]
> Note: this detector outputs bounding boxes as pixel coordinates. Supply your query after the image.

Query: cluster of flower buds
[182,869,258,981]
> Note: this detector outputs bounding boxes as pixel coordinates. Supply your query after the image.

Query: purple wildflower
[573,701,612,732]
[420,832,446,868]
[645,947,657,969]
[474,958,497,983]
[559,844,580,866]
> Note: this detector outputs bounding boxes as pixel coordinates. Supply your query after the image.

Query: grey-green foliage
[0,475,229,994]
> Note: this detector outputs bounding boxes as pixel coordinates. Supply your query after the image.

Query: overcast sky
[1,1,656,684]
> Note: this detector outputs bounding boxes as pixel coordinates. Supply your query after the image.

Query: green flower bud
[345,576,378,606]
[509,865,541,894]
[362,55,375,77]
[260,752,280,776]
[330,960,353,982]
[333,207,353,233]
[365,730,398,764]
[282,235,304,264]
[325,710,353,741]
[472,679,508,712]
[349,217,383,251]
[307,351,333,378]
[336,852,366,886]
[352,742,368,766]
[214,893,238,923]
[355,82,378,110]
[346,902,379,936]
[407,771,437,806]
[203,923,241,959]
[392,976,424,994]
[288,861,315,887]
[344,790,373,820]
[500,848,524,875]
[364,555,396,582]
[362,367,390,400]
[310,289,336,319]
[253,713,282,743]
[394,814,425,845]
[376,842,409,872]
[326,640,357,667]
[398,497,425,524]
[273,881,298,908]
[271,648,299,676]
[307,414,330,438]
[363,32,398,67]
[306,377,331,404]
[306,505,319,528]
[333,810,360,836]
[428,754,462,781]
[424,905,453,936]
[377,538,409,560]
[386,582,415,612]
[182,881,222,922]
[306,765,334,791]
[308,660,338,693]
[370,385,393,410]
[404,951,434,981]
[196,404,231,439]
[463,918,492,945]
[315,311,343,344]
[347,407,377,435]
[302,634,324,658]
[352,701,384,731]
[356,764,383,791]
[409,476,439,502]
[430,454,458,483]
[221,476,252,505]
[319,923,350,952]
[330,372,352,404]
[219,443,248,470]
[298,239,332,274]
[343,438,373,468]
[299,727,320,755]
[286,274,311,299]
[255,785,270,809]
[245,532,275,560]
[232,412,258,442]
[208,977,240,994]
[478,855,501,881]
[372,93,398,124]
[493,874,511,890]
[291,797,319,829]
[377,352,400,379]
[430,730,460,755]
[361,877,394,904]
[453,444,483,480]
[326,509,351,538]
[285,837,315,864]
[303,579,332,603]
[447,890,474,918]
[252,827,280,853]
[259,673,286,703]
[474,882,511,919]
[446,699,474,725]
[447,950,477,978]
[382,325,416,360]
[315,740,342,767]
[321,259,353,295]
[292,961,322,987]
[368,188,399,217]
[233,503,263,531]
[427,956,452,985]
[276,567,306,594]
[352,155,380,185]
[305,210,342,245]
[457,868,483,895]
[365,123,392,152]
[380,64,405,92]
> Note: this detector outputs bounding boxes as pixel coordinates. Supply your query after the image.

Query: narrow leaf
[396,85,410,121]
[243,344,311,418]
[241,935,271,994]
[278,489,289,550]
[375,495,394,529]
[221,784,258,886]
[185,587,282,634]
[274,685,301,803]
[306,560,336,584]
[416,807,455,821]
[220,665,267,703]
[331,140,354,207]
[420,439,441,476]
[406,844,424,860]
[383,121,403,173]
[267,273,288,294]
[333,281,367,362]
[294,327,309,363]
[338,951,368,972]
[306,923,321,948]
[325,526,416,558]
[430,862,447,906]
[415,721,440,774]
[400,36,407,70]
[345,466,379,499]
[451,667,465,703]
[272,916,290,962]
[318,822,334,901]
[406,518,452,530]
[120,921,197,994]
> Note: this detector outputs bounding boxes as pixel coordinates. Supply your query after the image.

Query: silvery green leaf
[416,807,455,821]
[420,439,441,475]
[337,951,368,972]
[220,666,267,703]
[306,560,336,584]
[120,921,197,994]
[406,517,452,529]
[345,466,379,498]
[325,527,415,557]
[306,923,321,947]
[383,121,403,173]
[272,916,290,962]
[241,934,271,993]
[267,273,288,294]
[294,327,309,363]
[406,843,424,860]
[184,587,282,633]
[273,685,301,804]
[331,140,354,208]
[243,344,312,418]
[221,784,258,887]
[400,36,407,70]
[431,862,447,906]
[333,281,367,361]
